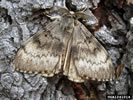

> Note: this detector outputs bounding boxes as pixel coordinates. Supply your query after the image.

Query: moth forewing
[13,20,65,77]
[64,20,114,82]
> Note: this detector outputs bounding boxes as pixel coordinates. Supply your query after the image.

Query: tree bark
[0,0,132,100]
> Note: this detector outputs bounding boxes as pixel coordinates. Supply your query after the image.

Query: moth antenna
[43,6,69,20]
[45,14,61,20]
[80,6,88,12]
[75,12,89,20]
[53,6,69,14]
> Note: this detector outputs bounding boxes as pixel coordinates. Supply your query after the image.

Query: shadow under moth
[13,8,114,83]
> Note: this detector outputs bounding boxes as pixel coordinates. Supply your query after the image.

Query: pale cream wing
[67,21,115,82]
[13,20,65,77]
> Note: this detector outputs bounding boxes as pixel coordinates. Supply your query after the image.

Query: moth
[13,8,114,82]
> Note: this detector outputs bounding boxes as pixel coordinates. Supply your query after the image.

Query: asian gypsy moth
[13,8,114,82]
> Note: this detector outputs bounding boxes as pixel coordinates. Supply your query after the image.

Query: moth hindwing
[13,9,114,83]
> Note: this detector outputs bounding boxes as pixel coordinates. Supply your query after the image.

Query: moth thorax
[60,16,74,31]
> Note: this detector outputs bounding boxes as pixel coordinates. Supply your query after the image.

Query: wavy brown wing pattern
[13,20,66,77]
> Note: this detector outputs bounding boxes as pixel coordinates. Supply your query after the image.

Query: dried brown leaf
[116,64,123,80]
